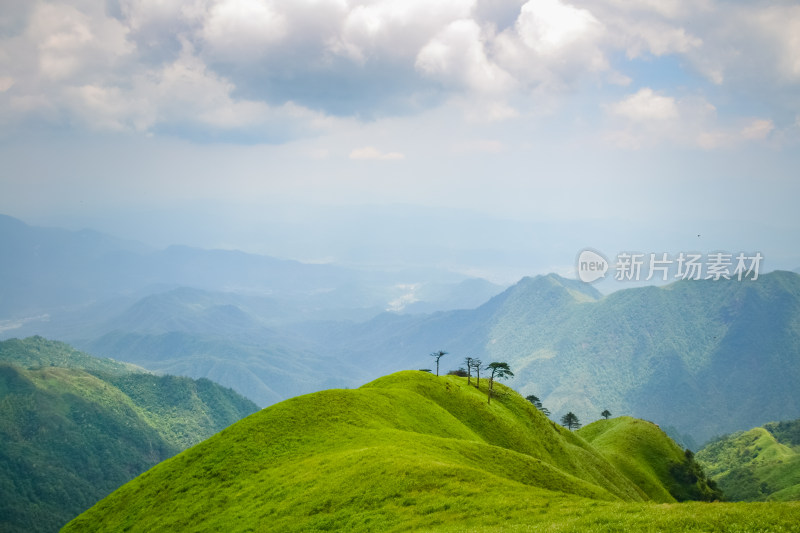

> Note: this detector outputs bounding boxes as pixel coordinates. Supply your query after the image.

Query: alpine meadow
[3,0,800,531]
[63,372,800,532]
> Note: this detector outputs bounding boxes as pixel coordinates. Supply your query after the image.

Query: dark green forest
[0,337,258,533]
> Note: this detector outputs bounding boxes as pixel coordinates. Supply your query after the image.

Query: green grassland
[578,417,720,503]
[697,419,800,502]
[64,371,800,532]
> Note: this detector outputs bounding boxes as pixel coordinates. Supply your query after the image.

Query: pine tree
[561,412,581,430]
[485,362,513,404]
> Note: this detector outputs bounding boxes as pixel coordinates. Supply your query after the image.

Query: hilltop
[65,371,800,532]
[0,337,258,533]
[579,417,720,502]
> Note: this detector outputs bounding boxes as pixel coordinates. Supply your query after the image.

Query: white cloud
[619,20,701,59]
[492,0,608,90]
[1,0,797,145]
[119,0,202,31]
[609,88,678,121]
[416,19,515,94]
[65,84,150,131]
[752,5,800,82]
[515,0,602,55]
[740,119,774,141]
[332,0,475,63]
[28,2,132,81]
[201,0,288,61]
[605,89,777,149]
[349,146,405,160]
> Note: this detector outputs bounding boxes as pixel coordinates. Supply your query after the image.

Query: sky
[1,0,799,283]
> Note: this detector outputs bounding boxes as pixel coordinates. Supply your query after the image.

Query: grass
[578,417,713,503]
[64,371,800,532]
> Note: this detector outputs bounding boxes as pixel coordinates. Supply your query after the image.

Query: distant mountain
[0,337,258,533]
[389,278,506,314]
[64,372,795,532]
[294,271,800,445]
[0,213,355,319]
[61,287,369,406]
[0,215,504,406]
[0,214,149,317]
[697,419,800,501]
[0,214,498,332]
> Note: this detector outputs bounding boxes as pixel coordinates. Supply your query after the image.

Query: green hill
[578,417,721,503]
[0,337,258,533]
[64,372,800,532]
[697,419,800,501]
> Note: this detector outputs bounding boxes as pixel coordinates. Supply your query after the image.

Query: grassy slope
[578,417,719,503]
[65,372,800,532]
[697,420,800,501]
[0,337,259,533]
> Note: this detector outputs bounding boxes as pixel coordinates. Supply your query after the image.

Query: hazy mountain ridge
[64,287,367,406]
[0,214,502,331]
[0,336,258,533]
[4,215,799,446]
[0,215,504,407]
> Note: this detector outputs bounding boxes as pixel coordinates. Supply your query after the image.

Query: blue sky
[1,0,799,282]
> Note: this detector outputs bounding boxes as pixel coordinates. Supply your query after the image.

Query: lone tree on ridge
[601,409,612,420]
[526,394,551,416]
[485,362,514,404]
[430,350,447,376]
[464,356,474,386]
[470,358,482,388]
[561,412,581,430]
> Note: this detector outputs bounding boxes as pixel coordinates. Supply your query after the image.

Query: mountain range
[3,214,800,446]
[290,270,800,445]
[0,213,501,325]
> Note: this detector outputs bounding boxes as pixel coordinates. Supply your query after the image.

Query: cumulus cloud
[333,0,474,64]
[201,0,288,61]
[28,2,132,81]
[0,0,796,144]
[605,88,776,149]
[609,88,678,121]
[515,0,602,55]
[416,18,514,94]
[490,0,609,92]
